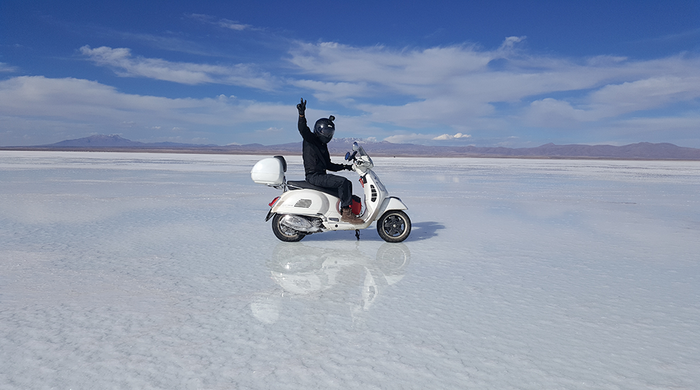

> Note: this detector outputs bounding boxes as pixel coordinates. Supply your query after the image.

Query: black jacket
[298,116,345,176]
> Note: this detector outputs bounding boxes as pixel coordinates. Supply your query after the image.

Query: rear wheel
[271,214,306,242]
[377,210,411,242]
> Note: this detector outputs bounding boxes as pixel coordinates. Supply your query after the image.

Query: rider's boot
[341,207,363,224]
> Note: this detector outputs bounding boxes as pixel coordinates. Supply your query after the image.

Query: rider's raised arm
[296,97,316,142]
[298,115,315,142]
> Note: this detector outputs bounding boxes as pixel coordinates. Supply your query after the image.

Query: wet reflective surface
[252,243,411,326]
[1,152,699,388]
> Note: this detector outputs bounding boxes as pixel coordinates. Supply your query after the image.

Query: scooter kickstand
[355,229,360,241]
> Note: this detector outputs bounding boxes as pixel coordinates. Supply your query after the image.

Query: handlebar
[345,142,374,170]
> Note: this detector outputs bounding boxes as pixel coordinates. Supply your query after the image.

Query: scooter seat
[287,180,340,198]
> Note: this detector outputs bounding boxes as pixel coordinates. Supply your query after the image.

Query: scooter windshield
[352,142,374,167]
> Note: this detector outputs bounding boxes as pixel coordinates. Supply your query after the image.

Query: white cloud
[5,34,700,147]
[217,19,253,31]
[0,62,18,73]
[288,39,700,140]
[523,74,700,128]
[605,114,700,143]
[433,133,471,140]
[80,46,276,90]
[523,98,590,128]
[358,98,494,130]
[0,76,289,145]
[190,14,259,32]
[291,79,371,102]
[498,36,526,51]
[383,133,453,144]
[589,75,700,116]
[288,41,492,90]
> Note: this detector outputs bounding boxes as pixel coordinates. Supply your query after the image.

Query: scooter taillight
[359,176,366,188]
[269,196,280,207]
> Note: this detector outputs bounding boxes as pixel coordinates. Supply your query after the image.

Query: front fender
[377,196,407,217]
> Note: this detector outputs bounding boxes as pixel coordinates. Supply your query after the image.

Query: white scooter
[251,142,411,242]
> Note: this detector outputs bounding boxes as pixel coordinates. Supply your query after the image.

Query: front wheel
[377,210,411,243]
[271,214,306,242]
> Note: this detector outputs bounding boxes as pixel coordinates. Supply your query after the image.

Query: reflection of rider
[251,242,411,325]
[297,98,362,224]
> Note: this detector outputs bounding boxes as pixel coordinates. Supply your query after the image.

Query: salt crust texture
[1,151,699,389]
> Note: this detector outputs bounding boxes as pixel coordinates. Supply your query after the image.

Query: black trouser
[306,173,353,208]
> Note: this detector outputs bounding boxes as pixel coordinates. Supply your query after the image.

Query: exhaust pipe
[280,214,322,233]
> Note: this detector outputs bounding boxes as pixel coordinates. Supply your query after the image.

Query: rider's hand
[297,98,306,116]
[344,164,353,171]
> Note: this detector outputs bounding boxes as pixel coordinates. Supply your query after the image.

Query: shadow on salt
[297,220,444,242]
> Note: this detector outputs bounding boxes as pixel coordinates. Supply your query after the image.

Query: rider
[296,98,363,224]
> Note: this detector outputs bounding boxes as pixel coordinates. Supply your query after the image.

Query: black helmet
[314,116,335,144]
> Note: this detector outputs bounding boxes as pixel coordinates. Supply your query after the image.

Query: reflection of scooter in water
[250,243,411,325]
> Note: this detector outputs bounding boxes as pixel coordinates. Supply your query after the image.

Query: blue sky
[1,0,699,147]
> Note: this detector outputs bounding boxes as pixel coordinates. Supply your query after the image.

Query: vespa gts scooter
[251,142,411,242]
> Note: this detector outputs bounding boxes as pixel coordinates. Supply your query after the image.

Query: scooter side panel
[272,189,334,216]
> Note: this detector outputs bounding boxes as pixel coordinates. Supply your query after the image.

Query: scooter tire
[271,214,306,242]
[377,210,411,243]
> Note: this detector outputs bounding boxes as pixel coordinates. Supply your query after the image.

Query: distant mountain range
[3,134,700,160]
